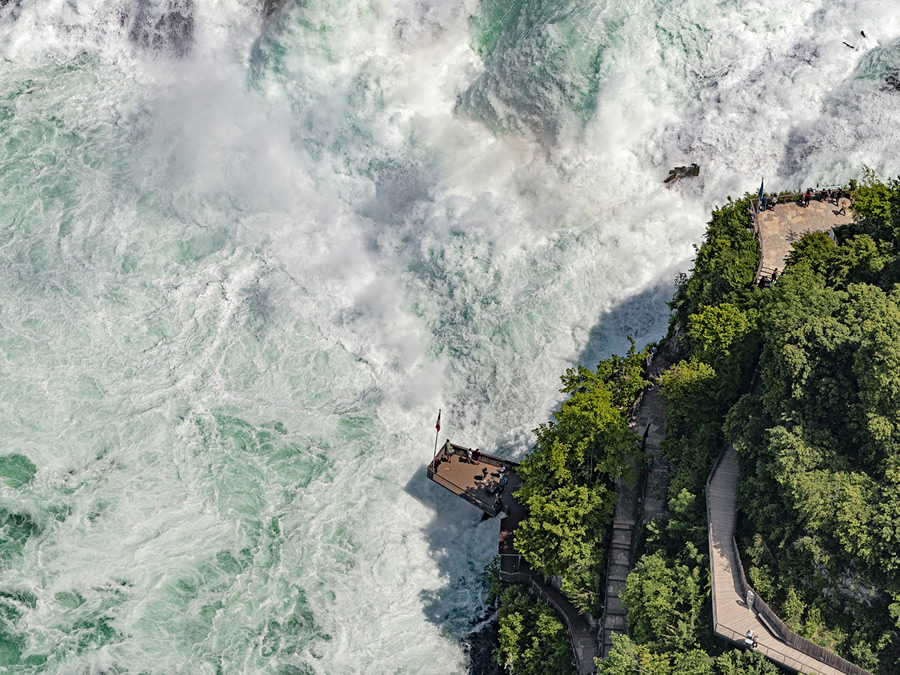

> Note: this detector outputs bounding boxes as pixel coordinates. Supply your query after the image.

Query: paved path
[755,198,852,281]
[707,447,856,675]
[599,354,671,657]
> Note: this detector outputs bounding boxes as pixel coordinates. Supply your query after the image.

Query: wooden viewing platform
[707,446,871,675]
[427,442,519,517]
[427,441,597,674]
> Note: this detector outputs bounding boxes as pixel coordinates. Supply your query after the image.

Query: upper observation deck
[751,192,853,282]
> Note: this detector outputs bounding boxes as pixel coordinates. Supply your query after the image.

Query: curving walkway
[707,447,868,675]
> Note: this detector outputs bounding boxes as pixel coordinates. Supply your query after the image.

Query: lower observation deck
[426,440,597,674]
[426,441,521,517]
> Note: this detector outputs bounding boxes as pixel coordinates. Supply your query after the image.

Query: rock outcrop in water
[885,70,900,93]
[129,0,194,57]
[663,163,700,184]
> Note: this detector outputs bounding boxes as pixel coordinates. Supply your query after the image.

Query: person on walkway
[770,195,777,210]
[744,630,754,649]
[466,447,473,463]
[473,448,481,464]
[761,195,767,211]
[771,268,779,284]
[838,200,847,216]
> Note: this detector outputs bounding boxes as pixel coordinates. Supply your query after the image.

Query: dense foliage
[596,634,779,675]
[513,341,650,615]
[493,177,900,673]
[723,176,900,672]
[483,557,574,674]
[649,177,900,673]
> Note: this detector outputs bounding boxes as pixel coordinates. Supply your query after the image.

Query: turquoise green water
[0,0,899,671]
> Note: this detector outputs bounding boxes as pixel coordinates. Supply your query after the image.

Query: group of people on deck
[799,188,852,214]
[760,188,854,215]
[432,441,481,472]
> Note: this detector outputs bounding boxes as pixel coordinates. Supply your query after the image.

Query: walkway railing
[705,444,729,630]
[729,533,871,674]
[499,554,595,674]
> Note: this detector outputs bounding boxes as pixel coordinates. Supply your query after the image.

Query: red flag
[435,410,441,432]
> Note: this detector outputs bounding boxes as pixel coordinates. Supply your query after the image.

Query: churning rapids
[1,0,899,671]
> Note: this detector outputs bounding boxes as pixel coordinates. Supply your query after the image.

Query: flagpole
[432,409,442,467]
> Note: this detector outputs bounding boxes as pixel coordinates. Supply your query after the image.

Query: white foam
[1,0,899,671]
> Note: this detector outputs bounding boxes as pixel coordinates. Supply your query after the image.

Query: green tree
[669,199,759,326]
[620,545,706,651]
[514,484,611,578]
[715,649,780,674]
[850,169,900,243]
[496,585,573,674]
[595,634,673,674]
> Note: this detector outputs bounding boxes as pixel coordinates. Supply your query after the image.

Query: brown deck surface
[429,443,518,516]
[755,198,852,281]
[708,447,851,675]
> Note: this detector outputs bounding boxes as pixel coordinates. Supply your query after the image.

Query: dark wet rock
[262,0,282,16]
[129,0,194,57]
[465,613,500,675]
[884,70,900,93]
[663,163,700,184]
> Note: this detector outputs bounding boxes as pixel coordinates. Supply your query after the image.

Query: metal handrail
[530,578,583,670]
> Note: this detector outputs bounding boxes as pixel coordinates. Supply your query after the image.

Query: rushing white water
[1,0,899,671]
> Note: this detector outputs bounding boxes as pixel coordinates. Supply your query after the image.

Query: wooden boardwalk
[707,447,865,674]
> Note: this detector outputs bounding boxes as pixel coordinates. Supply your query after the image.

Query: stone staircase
[598,353,671,658]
